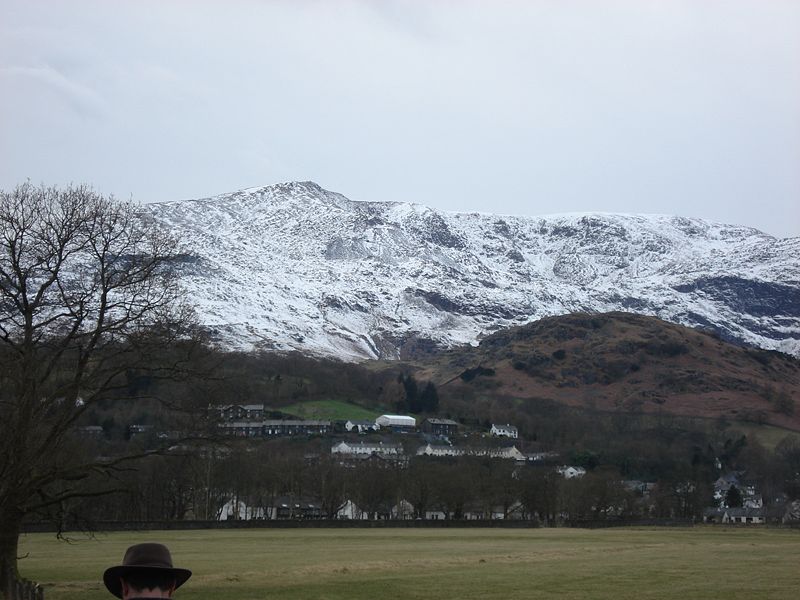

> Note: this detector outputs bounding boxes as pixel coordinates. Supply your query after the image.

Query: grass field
[278,399,380,421]
[17,527,800,600]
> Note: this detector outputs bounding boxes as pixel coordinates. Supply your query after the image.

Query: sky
[1,0,798,238]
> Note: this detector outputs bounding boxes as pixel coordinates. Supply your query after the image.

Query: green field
[278,399,380,421]
[17,527,800,600]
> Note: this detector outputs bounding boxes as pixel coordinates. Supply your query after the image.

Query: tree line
[45,443,701,524]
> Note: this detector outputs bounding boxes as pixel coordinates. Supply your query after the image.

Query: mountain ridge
[145,181,800,360]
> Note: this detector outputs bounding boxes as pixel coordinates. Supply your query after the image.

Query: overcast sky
[1,1,798,237]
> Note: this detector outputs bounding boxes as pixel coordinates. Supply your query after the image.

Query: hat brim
[103,565,192,599]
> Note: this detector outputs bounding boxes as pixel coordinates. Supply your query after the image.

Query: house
[216,404,266,422]
[220,419,332,438]
[704,506,767,525]
[391,499,415,519]
[703,507,725,523]
[623,480,656,498]
[375,414,416,431]
[220,421,263,438]
[487,446,526,461]
[331,440,404,457]
[713,472,763,509]
[269,496,323,520]
[490,423,518,439]
[721,507,766,524]
[782,500,800,524]
[217,499,265,521]
[417,443,464,457]
[345,419,379,434]
[713,472,741,504]
[743,494,763,509]
[415,444,526,461]
[261,420,332,436]
[336,499,368,520]
[421,418,459,437]
[127,424,152,437]
[463,501,524,520]
[424,508,447,520]
[77,425,105,438]
[557,466,587,479]
[526,451,559,463]
[714,472,741,491]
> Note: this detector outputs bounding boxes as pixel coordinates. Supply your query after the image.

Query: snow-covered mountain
[145,181,800,361]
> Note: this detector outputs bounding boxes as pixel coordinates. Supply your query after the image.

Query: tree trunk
[0,509,22,600]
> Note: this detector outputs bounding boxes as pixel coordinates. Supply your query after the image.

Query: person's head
[120,569,176,599]
[103,543,192,599]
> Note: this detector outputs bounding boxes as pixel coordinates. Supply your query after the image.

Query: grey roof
[221,419,331,427]
[492,423,518,431]
[725,507,765,518]
[425,418,459,425]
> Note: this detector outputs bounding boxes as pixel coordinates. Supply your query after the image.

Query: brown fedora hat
[103,543,192,599]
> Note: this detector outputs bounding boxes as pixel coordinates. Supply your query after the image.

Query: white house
[220,419,332,438]
[391,499,415,519]
[722,508,765,524]
[417,443,464,457]
[490,423,518,438]
[345,419,378,434]
[487,446,526,461]
[557,466,587,479]
[743,495,763,509]
[463,501,524,520]
[217,499,265,521]
[336,499,368,520]
[331,440,404,456]
[416,444,526,461]
[783,500,800,524]
[376,414,416,430]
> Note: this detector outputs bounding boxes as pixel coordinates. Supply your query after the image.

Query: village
[209,404,795,526]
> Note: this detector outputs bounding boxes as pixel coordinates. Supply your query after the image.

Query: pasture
[277,399,379,421]
[18,527,800,600]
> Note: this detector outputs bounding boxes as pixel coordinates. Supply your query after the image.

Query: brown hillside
[417,312,800,430]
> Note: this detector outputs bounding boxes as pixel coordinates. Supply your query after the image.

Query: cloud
[0,64,107,118]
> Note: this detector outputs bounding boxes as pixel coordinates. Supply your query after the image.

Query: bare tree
[0,183,200,593]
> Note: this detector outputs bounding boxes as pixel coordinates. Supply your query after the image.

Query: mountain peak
[273,180,326,194]
[147,184,799,361]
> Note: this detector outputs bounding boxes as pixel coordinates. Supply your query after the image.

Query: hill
[415,312,800,431]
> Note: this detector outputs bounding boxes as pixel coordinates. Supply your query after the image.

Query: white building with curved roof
[376,414,416,429]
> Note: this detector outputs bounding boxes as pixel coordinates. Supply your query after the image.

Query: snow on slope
[146,182,800,361]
